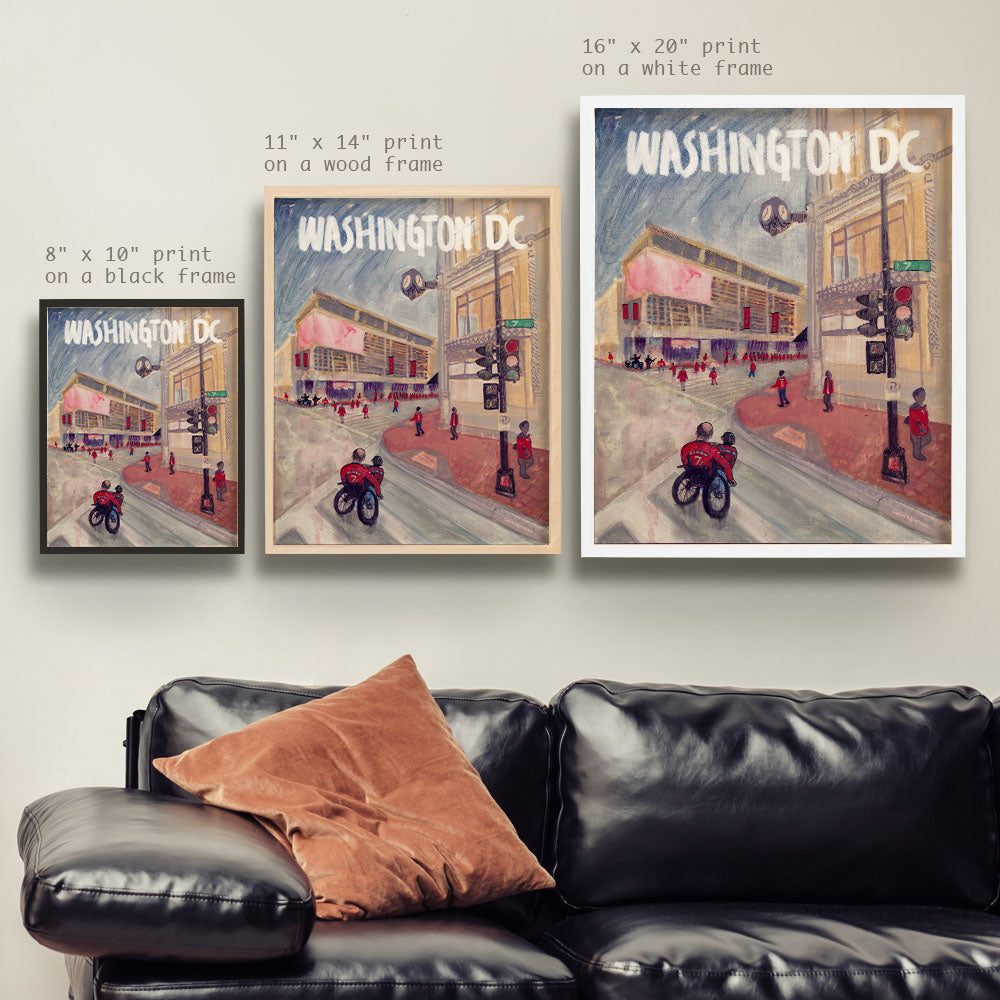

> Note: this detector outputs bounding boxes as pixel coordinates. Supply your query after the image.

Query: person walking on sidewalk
[168,451,176,475]
[822,371,835,412]
[748,360,757,379]
[771,370,789,407]
[514,421,534,479]
[214,461,227,501]
[904,387,931,461]
[143,451,152,472]
[338,404,346,424]
[362,404,369,420]
[392,397,399,413]
[709,367,718,386]
[678,367,688,391]
[449,407,459,440]
[411,407,424,436]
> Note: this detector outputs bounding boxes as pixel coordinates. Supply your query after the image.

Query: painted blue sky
[45,305,165,411]
[595,107,812,297]
[273,197,444,349]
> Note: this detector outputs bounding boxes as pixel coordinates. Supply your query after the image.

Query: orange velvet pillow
[153,655,553,920]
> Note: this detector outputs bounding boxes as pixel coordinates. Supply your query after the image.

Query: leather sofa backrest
[552,680,1000,911]
[137,676,554,930]
[989,699,1000,914]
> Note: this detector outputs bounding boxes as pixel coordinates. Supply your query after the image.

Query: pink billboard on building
[296,310,364,355]
[624,250,713,304]
[63,386,110,415]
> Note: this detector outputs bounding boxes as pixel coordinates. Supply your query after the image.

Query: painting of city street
[40,299,244,553]
[266,187,560,553]
[582,98,963,557]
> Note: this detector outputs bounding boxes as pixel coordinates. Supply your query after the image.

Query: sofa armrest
[19,787,315,963]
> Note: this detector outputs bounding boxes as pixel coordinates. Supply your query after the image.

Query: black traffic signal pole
[494,250,515,497]
[198,340,215,513]
[879,169,907,484]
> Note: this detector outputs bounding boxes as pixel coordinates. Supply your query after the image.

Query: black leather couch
[18,677,1000,1000]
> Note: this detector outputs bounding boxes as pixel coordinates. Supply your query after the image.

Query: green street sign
[503,318,534,328]
[205,390,227,398]
[893,260,932,272]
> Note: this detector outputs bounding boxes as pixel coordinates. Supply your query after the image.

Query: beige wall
[3,0,997,994]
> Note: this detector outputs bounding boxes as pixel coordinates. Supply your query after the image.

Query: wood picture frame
[265,186,561,555]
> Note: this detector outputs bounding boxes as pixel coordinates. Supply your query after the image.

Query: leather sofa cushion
[552,682,1000,909]
[138,674,554,930]
[92,911,577,1000]
[19,788,314,962]
[543,902,1000,999]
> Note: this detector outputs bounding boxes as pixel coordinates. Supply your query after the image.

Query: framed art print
[40,299,244,553]
[581,96,964,558]
[265,186,561,554]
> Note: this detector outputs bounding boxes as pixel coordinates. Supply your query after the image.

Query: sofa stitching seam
[94,980,577,992]
[27,923,301,956]
[561,680,989,708]
[32,879,313,907]
[542,936,1000,978]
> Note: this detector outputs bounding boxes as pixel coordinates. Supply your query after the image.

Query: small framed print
[265,186,561,554]
[40,299,244,554]
[582,96,964,558]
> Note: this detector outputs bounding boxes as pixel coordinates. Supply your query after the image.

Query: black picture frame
[40,299,245,554]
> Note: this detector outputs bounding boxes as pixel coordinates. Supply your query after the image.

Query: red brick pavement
[736,374,950,518]
[383,409,550,524]
[122,456,240,532]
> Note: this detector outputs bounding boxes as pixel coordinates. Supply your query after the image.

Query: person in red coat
[514,421,534,479]
[168,451,176,475]
[338,404,346,424]
[362,404,369,419]
[822,370,835,412]
[214,461,227,501]
[680,422,736,486]
[771,370,789,407]
[410,407,424,436]
[449,407,459,440]
[709,367,718,386]
[677,367,688,391]
[903,387,931,461]
[748,360,757,379]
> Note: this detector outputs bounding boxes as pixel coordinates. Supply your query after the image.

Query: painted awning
[296,310,364,355]
[625,250,713,305]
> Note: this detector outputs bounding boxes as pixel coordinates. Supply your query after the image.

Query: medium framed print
[582,96,964,558]
[265,186,561,554]
[40,299,244,553]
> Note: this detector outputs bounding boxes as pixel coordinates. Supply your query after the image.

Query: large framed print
[265,186,561,554]
[582,96,964,558]
[40,299,244,554]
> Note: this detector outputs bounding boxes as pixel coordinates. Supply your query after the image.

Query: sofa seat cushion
[92,912,577,1000]
[543,903,1000,999]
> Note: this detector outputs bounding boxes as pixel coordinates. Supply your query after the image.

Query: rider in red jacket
[340,448,384,497]
[680,422,736,485]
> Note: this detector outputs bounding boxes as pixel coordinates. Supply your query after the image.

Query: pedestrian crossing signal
[185,408,202,434]
[482,383,500,410]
